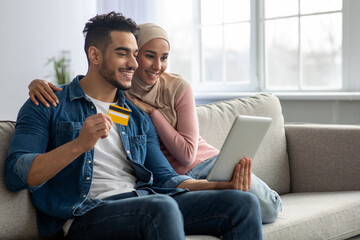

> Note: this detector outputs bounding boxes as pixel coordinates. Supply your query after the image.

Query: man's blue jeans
[66,190,262,240]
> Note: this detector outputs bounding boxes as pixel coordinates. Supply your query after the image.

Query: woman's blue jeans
[186,156,282,223]
[66,190,262,240]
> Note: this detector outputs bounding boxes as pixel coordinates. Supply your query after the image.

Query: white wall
[0,0,97,120]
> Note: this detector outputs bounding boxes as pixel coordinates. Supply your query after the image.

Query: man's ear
[88,46,102,65]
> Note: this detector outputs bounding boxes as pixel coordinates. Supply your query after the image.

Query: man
[5,12,262,240]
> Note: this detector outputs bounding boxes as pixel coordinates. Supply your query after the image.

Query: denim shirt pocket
[55,121,83,147]
[128,135,147,164]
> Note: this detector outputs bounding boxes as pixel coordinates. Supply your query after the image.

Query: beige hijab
[126,23,189,127]
[136,23,169,50]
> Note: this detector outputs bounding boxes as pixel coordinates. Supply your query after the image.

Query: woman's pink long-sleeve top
[149,85,219,175]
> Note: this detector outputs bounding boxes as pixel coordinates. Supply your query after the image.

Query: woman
[28,23,282,223]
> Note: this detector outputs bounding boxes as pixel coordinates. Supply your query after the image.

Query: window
[263,0,342,90]
[159,0,255,91]
[200,0,252,89]
[99,0,360,94]
[157,0,360,93]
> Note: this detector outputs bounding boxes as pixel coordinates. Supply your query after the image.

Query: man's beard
[99,59,132,91]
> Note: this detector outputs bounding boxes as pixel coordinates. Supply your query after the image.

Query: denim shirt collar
[68,75,87,101]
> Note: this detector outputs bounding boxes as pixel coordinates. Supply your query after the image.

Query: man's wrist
[70,138,89,155]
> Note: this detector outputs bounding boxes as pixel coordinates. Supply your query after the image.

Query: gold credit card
[107,104,131,126]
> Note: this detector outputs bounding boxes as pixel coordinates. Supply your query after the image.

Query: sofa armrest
[285,123,360,193]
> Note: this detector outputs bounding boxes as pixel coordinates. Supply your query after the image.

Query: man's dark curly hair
[82,12,138,62]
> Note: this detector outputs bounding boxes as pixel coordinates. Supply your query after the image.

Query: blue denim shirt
[5,75,191,235]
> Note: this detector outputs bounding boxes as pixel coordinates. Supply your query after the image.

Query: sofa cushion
[0,121,42,239]
[263,192,360,240]
[196,94,290,194]
[285,124,360,193]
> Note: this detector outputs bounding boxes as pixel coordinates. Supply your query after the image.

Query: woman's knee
[249,174,282,223]
[260,191,282,223]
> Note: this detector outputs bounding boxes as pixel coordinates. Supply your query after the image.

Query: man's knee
[220,190,261,218]
[214,190,262,238]
[144,195,181,219]
[222,189,260,206]
[239,191,261,214]
[143,195,184,238]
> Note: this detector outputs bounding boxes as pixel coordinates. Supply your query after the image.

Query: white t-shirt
[87,96,136,199]
[63,96,136,235]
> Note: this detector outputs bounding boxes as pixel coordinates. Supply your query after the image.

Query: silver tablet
[207,115,272,182]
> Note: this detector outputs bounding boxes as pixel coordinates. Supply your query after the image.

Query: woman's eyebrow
[144,50,169,56]
[144,50,157,54]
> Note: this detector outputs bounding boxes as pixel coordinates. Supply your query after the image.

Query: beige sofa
[1,93,360,240]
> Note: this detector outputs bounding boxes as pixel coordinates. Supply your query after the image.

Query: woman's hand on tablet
[230,157,252,191]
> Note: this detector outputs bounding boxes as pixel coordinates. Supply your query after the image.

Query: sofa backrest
[196,94,290,194]
[0,121,42,239]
